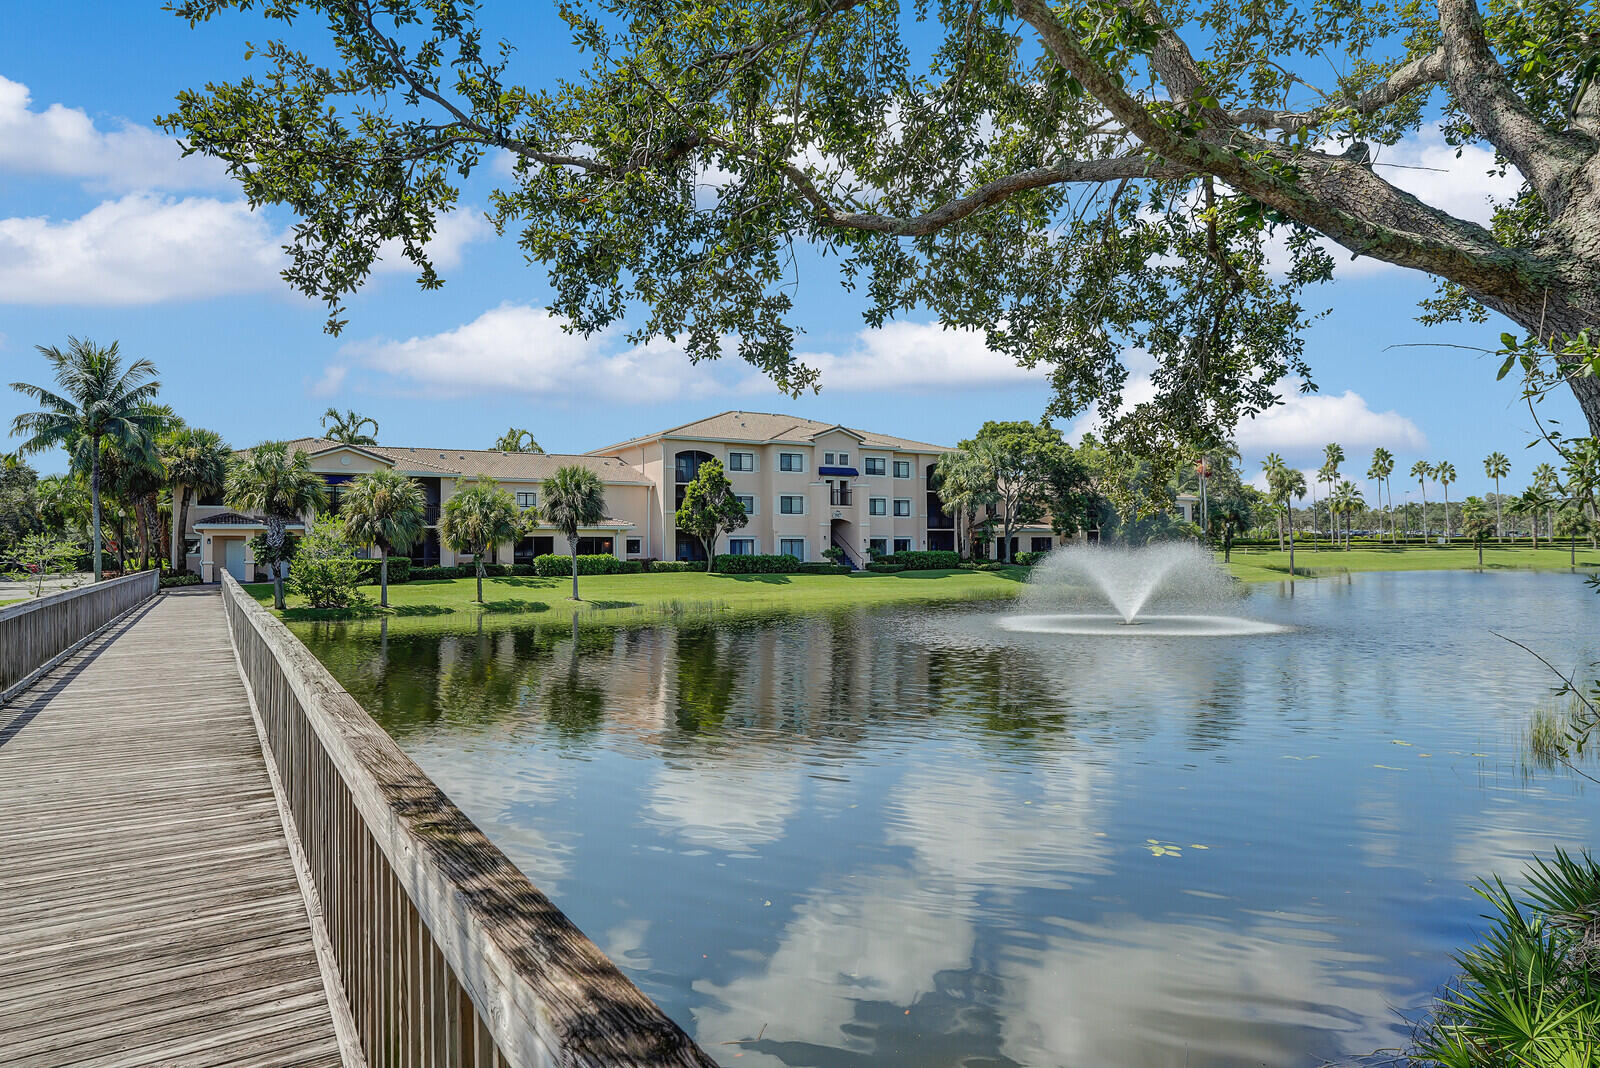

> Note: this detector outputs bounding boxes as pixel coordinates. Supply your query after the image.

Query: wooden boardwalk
[0,588,347,1068]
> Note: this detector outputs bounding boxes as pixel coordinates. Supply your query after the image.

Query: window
[869,538,888,556]
[627,538,642,555]
[515,491,538,509]
[864,457,886,476]
[728,538,756,555]
[779,495,805,515]
[824,452,835,465]
[728,452,754,472]
[573,536,613,555]
[779,452,804,472]
[736,494,757,515]
[893,498,912,517]
[1031,537,1054,553]
[675,450,714,484]
[838,452,849,464]
[869,497,887,516]
[779,538,806,559]
[893,460,912,478]
[894,538,912,553]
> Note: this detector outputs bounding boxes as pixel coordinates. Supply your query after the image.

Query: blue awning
[818,466,859,477]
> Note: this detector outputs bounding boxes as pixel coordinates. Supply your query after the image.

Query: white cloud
[310,364,349,398]
[798,321,1046,392]
[0,74,228,192]
[1236,378,1426,457]
[0,193,488,306]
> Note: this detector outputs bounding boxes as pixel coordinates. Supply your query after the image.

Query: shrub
[959,561,1009,572]
[533,553,630,577]
[883,550,959,571]
[159,572,203,589]
[409,565,466,580]
[794,562,851,575]
[645,560,701,573]
[288,520,367,609]
[711,553,801,574]
[866,562,906,573]
[355,556,412,585]
[1013,550,1050,566]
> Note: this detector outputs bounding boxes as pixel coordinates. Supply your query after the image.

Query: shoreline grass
[1222,544,1600,582]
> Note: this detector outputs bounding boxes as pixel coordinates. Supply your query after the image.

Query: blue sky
[0,1,1578,502]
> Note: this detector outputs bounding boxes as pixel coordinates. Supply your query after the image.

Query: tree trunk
[1478,541,1483,567]
[172,484,188,571]
[379,546,389,607]
[476,554,484,602]
[266,514,287,610]
[1287,510,1296,577]
[1420,486,1428,544]
[1494,478,1502,540]
[705,532,716,573]
[1443,486,1451,539]
[90,436,103,582]
[570,549,579,601]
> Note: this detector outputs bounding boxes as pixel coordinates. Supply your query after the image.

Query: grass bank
[246,566,1031,630]
[1223,544,1600,582]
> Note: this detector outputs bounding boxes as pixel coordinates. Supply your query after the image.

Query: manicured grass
[246,566,1031,631]
[1223,543,1600,582]
[0,598,22,608]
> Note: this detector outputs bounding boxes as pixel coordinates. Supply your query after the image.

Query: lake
[297,570,1598,1067]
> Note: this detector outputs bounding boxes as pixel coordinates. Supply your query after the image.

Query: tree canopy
[674,457,747,571]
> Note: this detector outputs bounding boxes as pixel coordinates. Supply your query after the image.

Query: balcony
[830,487,853,506]
[424,503,441,525]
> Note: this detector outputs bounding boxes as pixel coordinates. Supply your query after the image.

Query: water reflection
[297,571,1598,1066]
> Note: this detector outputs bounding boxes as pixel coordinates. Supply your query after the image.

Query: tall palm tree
[1510,487,1549,549]
[936,445,1001,558]
[1284,468,1306,576]
[1410,460,1431,544]
[1483,451,1510,541]
[226,441,328,608]
[320,408,379,445]
[1320,442,1344,547]
[1333,480,1365,549]
[1433,461,1457,539]
[341,469,426,607]
[9,338,163,581]
[540,466,607,601]
[161,427,231,572]
[492,428,544,453]
[1261,453,1287,550]
[440,477,520,603]
[1367,448,1394,542]
[1532,463,1560,541]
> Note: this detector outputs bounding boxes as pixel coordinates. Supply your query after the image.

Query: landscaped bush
[288,520,367,609]
[532,553,631,577]
[711,553,801,574]
[959,561,1009,572]
[866,562,906,573]
[159,572,203,588]
[645,560,701,573]
[1014,551,1049,566]
[882,550,960,571]
[409,565,467,580]
[794,562,851,575]
[355,556,411,585]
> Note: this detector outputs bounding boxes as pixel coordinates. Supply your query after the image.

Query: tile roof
[594,410,953,453]
[258,439,651,485]
[192,511,304,527]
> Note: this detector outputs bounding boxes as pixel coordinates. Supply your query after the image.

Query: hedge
[1013,551,1049,566]
[159,572,204,588]
[644,560,701,573]
[711,553,801,574]
[355,556,412,585]
[959,561,1010,572]
[794,562,851,576]
[532,553,634,577]
[866,562,906,573]
[882,550,960,571]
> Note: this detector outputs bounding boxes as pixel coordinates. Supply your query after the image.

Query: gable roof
[252,438,651,485]
[594,410,952,454]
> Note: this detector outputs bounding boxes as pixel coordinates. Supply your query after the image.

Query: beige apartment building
[183,411,978,581]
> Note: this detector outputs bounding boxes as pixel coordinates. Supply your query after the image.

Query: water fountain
[1000,542,1288,636]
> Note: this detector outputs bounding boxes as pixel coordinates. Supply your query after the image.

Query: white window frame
[893,498,912,517]
[736,494,758,515]
[894,537,912,553]
[869,497,887,516]
[728,451,756,472]
[515,491,538,509]
[864,457,886,476]
[893,460,912,479]
[779,538,806,559]
[779,452,806,473]
[626,538,642,555]
[728,537,757,555]
[838,451,850,464]
[869,537,888,556]
[778,494,806,515]
[824,452,835,465]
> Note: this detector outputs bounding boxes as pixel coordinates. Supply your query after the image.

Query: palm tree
[540,465,607,600]
[1284,468,1306,576]
[1261,453,1287,550]
[439,477,520,603]
[1532,463,1560,541]
[10,338,163,581]
[1483,452,1510,541]
[1320,443,1344,548]
[320,408,379,445]
[226,442,329,608]
[161,427,230,572]
[492,428,544,453]
[936,445,1001,558]
[1510,487,1549,549]
[1333,480,1365,549]
[341,469,426,607]
[1433,461,1457,539]
[1367,448,1394,542]
[1410,460,1431,544]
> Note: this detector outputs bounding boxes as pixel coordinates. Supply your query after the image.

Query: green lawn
[246,566,1032,631]
[1223,543,1600,582]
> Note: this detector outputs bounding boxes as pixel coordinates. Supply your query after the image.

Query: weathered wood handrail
[1,570,160,701]
[218,574,717,1068]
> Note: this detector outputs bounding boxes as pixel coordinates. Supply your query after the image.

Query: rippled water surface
[297,571,1598,1067]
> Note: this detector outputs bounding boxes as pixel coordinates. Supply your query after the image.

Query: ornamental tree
[674,458,747,572]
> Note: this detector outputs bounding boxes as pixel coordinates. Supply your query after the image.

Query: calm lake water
[298,571,1598,1067]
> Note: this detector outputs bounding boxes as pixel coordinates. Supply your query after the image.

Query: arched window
[674,450,715,484]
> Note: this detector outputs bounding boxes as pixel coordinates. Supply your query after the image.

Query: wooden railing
[0,570,160,701]
[218,574,716,1068]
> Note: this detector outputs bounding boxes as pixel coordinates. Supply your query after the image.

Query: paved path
[0,588,345,1067]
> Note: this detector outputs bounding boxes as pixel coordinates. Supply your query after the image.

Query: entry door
[225,539,247,582]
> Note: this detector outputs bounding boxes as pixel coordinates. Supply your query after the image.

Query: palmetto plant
[540,465,607,600]
[492,428,543,453]
[1410,460,1432,543]
[1332,480,1364,549]
[1261,453,1287,550]
[439,477,520,604]
[10,338,164,582]
[341,469,426,607]
[1534,463,1561,541]
[936,445,1002,559]
[1484,451,1511,541]
[161,426,230,572]
[1321,442,1344,547]
[1434,461,1458,539]
[1367,448,1394,542]
[226,442,328,609]
[320,407,379,445]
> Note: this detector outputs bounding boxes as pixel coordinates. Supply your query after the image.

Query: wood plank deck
[0,588,346,1068]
